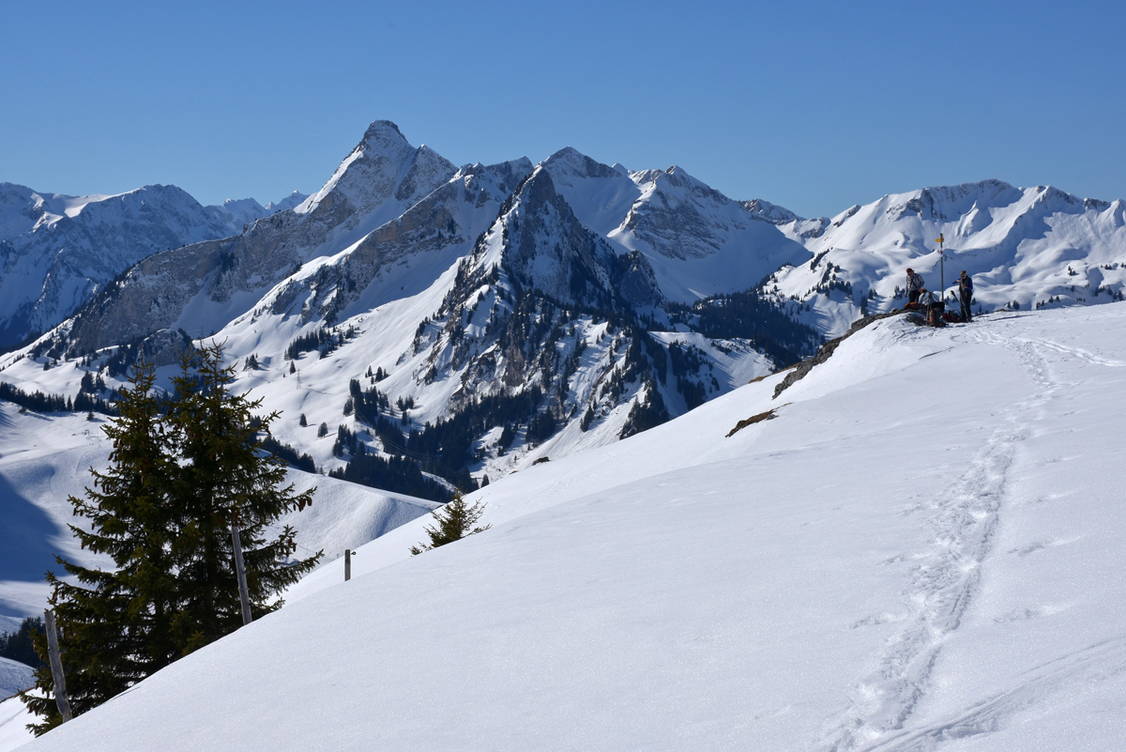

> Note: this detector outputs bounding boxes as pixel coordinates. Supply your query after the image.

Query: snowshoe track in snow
[862,636,1126,751]
[820,327,1064,751]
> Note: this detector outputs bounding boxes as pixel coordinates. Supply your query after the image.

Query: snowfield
[11,302,1126,751]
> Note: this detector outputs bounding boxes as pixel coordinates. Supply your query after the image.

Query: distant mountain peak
[543,147,620,180]
[265,190,308,212]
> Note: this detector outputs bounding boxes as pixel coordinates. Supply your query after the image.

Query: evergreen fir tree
[21,364,180,734]
[166,344,321,652]
[409,492,490,555]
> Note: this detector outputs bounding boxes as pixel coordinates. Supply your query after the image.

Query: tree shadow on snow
[0,471,66,619]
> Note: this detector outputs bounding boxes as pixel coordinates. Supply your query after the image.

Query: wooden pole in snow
[344,549,353,581]
[43,610,73,722]
[230,525,253,626]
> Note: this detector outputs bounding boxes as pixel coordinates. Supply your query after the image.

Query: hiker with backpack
[905,268,925,305]
[958,270,973,322]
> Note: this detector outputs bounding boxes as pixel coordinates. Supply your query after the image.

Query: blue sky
[2,0,1123,217]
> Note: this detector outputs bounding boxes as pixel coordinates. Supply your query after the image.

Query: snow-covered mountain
[0,183,243,350]
[10,302,1126,751]
[764,179,1126,335]
[4,119,1126,749]
[204,197,269,230]
[20,121,457,356]
[541,147,809,301]
[0,182,307,352]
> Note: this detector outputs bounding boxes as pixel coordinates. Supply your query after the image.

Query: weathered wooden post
[230,525,253,626]
[344,549,353,581]
[43,610,73,722]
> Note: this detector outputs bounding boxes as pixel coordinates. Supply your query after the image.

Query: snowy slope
[768,180,1126,336]
[0,660,33,752]
[0,402,437,634]
[19,302,1126,751]
[0,696,32,752]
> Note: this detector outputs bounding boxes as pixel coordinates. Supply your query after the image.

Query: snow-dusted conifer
[166,344,321,652]
[409,492,490,555]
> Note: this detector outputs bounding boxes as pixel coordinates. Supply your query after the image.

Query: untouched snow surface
[0,697,32,752]
[16,302,1126,751]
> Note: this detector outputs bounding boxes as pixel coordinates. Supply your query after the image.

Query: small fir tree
[410,492,490,555]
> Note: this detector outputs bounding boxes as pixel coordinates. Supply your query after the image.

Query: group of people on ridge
[905,267,974,322]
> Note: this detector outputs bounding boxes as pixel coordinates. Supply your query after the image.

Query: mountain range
[1,120,1124,503]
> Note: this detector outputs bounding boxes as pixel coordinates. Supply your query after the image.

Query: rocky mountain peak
[359,120,410,151]
[296,120,446,218]
[543,147,620,180]
[742,198,802,225]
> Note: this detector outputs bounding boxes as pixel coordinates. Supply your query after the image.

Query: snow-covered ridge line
[766,178,1126,336]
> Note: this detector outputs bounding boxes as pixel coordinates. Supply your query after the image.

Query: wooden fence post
[344,549,352,582]
[230,525,253,626]
[43,610,73,722]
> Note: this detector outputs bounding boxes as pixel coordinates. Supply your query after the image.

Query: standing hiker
[905,268,925,305]
[958,270,974,322]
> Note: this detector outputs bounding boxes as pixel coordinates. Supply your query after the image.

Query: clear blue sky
[2,0,1124,217]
